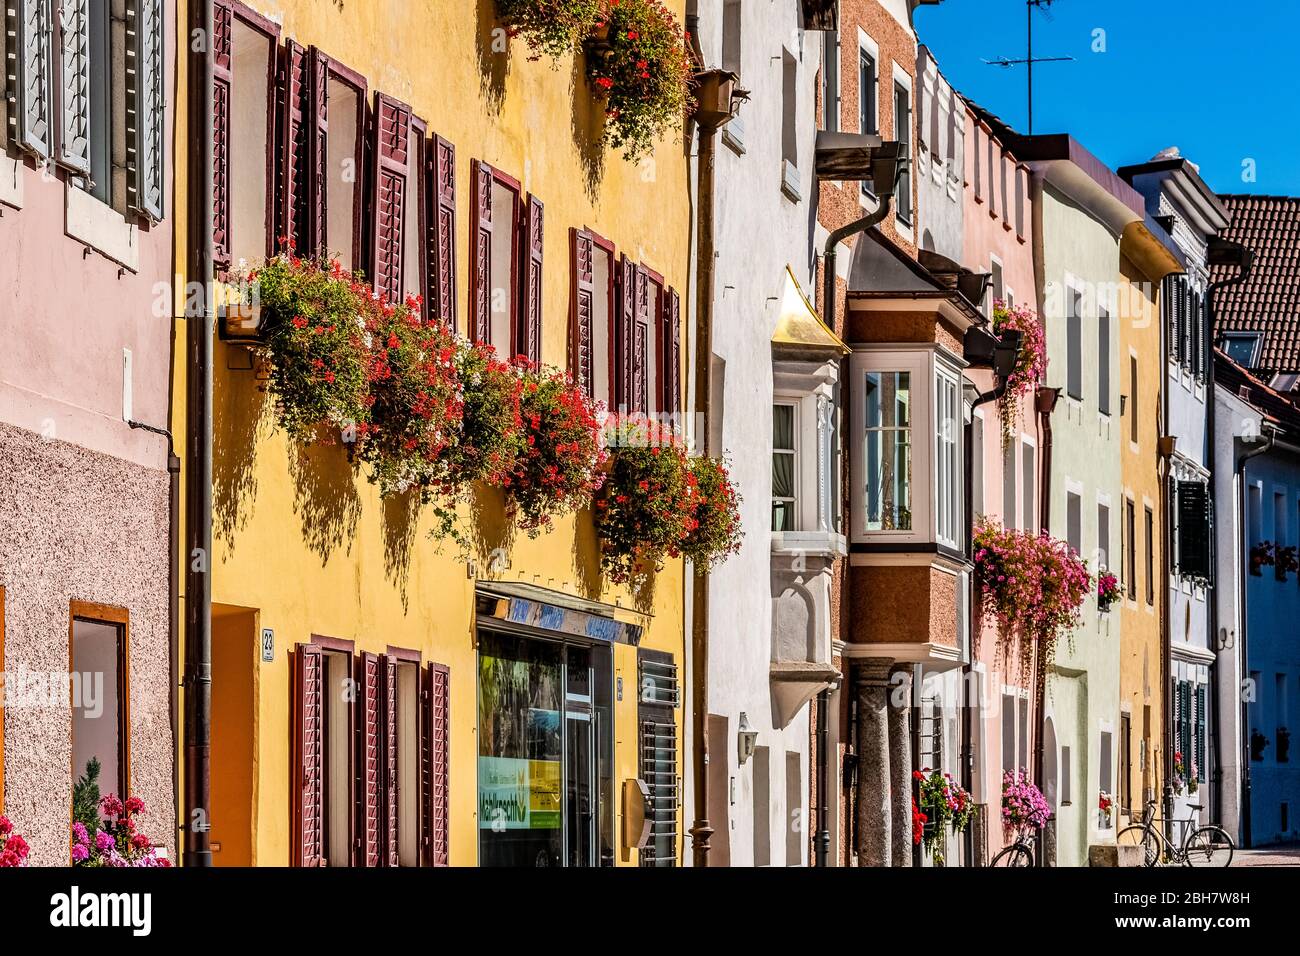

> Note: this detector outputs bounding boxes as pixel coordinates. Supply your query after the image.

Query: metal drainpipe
[963,380,1009,866]
[1204,249,1251,829]
[812,194,893,868]
[184,0,215,868]
[128,421,181,858]
[1236,427,1274,849]
[688,92,720,872]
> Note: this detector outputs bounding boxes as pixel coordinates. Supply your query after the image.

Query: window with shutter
[292,643,325,867]
[1195,684,1206,780]
[382,654,400,867]
[54,0,90,174]
[370,92,412,304]
[402,116,426,306]
[323,60,365,269]
[632,267,654,417]
[520,193,544,365]
[428,134,457,328]
[211,0,233,266]
[216,5,278,269]
[423,661,450,867]
[13,0,53,159]
[1175,278,1187,368]
[572,228,596,396]
[469,160,494,344]
[1176,480,1211,580]
[125,0,164,220]
[616,255,637,415]
[276,39,310,249]
[664,288,681,420]
[357,651,383,867]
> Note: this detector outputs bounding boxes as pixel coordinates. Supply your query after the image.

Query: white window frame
[772,399,800,533]
[935,363,962,549]
[774,357,841,544]
[891,62,914,239]
[851,346,965,547]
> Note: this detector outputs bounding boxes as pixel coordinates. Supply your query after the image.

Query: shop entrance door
[565,646,597,867]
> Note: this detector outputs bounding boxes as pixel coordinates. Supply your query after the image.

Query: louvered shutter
[125,0,164,220]
[614,255,638,415]
[382,655,399,867]
[371,93,411,304]
[422,662,450,867]
[1195,684,1206,780]
[276,39,310,249]
[54,0,90,173]
[307,47,329,257]
[292,644,324,867]
[1193,290,1205,378]
[357,651,383,867]
[13,0,53,158]
[428,134,457,328]
[520,194,544,364]
[1174,279,1187,367]
[665,288,681,418]
[633,267,651,416]
[571,229,595,396]
[211,0,233,267]
[469,161,493,344]
[1177,480,1211,579]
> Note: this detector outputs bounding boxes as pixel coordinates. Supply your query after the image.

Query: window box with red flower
[507,361,608,534]
[914,767,974,866]
[584,0,694,161]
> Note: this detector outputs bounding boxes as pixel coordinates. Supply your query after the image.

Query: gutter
[183,0,215,867]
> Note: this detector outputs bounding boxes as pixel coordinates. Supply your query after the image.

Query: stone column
[855,659,893,867]
[888,664,914,866]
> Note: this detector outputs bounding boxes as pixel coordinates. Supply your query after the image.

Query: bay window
[851,348,966,548]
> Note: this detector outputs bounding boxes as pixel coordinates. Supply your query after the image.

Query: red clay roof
[1212,194,1300,374]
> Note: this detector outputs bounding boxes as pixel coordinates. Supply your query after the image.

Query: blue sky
[913,0,1298,195]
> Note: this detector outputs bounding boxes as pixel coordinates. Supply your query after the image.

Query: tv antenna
[982,0,1074,134]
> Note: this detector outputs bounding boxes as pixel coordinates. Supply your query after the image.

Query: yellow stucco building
[173,0,690,866]
[1116,222,1180,829]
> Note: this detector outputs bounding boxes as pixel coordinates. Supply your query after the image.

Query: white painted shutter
[55,0,90,173]
[12,0,54,158]
[125,0,164,220]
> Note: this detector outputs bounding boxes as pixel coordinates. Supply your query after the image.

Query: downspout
[1235,426,1274,849]
[1204,244,1251,829]
[813,195,894,869]
[128,420,181,855]
[183,0,215,867]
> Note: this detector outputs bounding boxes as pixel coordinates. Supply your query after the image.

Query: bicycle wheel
[1118,823,1162,867]
[990,843,1033,867]
[1184,826,1234,867]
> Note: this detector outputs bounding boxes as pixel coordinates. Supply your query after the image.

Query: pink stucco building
[962,100,1042,862]
[0,1,175,864]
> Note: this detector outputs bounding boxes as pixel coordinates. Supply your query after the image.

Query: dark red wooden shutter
[292,644,324,867]
[307,48,330,258]
[357,651,382,867]
[633,267,651,416]
[469,161,493,344]
[371,93,412,304]
[571,229,595,396]
[428,135,457,328]
[382,655,400,866]
[520,194,544,364]
[212,0,233,269]
[615,255,637,415]
[276,39,310,251]
[422,662,450,867]
[665,287,681,418]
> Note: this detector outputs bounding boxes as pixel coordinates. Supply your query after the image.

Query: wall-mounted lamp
[737,712,758,764]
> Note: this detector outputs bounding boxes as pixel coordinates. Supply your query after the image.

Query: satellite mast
[982,0,1074,134]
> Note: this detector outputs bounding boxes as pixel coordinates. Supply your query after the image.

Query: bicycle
[1117,799,1235,867]
[990,824,1038,866]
